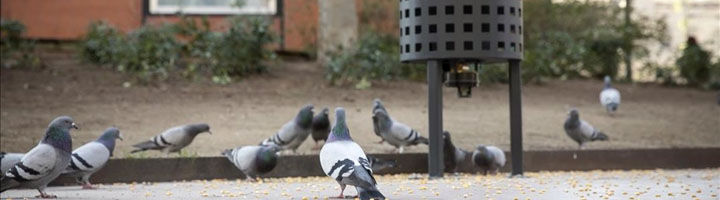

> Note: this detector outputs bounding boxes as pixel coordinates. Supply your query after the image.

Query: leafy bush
[81,16,275,84]
[210,16,275,84]
[121,24,181,81]
[325,32,423,88]
[676,37,712,86]
[81,21,126,65]
[0,19,40,68]
[516,0,667,83]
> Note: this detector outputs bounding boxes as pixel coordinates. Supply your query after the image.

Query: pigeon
[472,145,505,175]
[373,108,428,153]
[222,144,281,180]
[1,116,78,198]
[371,99,388,144]
[62,127,123,189]
[599,76,621,115]
[260,104,314,153]
[131,123,211,155]
[443,131,468,173]
[564,109,609,149]
[366,156,397,172]
[310,108,330,150]
[320,108,385,200]
[1,152,24,178]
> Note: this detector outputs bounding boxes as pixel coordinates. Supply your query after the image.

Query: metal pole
[509,60,523,176]
[427,60,444,178]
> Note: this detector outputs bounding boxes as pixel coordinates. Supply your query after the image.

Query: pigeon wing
[65,142,110,174]
[5,144,57,181]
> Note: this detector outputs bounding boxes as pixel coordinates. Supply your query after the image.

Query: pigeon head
[49,116,78,131]
[328,107,352,142]
[259,144,281,160]
[221,148,235,159]
[474,145,494,163]
[186,123,212,135]
[44,116,76,152]
[320,107,329,116]
[604,76,612,88]
[296,104,315,129]
[372,98,387,113]
[568,109,580,120]
[96,127,122,156]
[443,131,455,147]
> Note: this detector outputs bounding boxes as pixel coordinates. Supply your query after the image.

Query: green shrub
[80,16,275,84]
[1,19,40,68]
[676,38,712,86]
[325,32,424,88]
[209,16,275,84]
[81,21,126,65]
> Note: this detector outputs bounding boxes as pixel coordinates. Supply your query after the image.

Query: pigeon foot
[82,184,98,189]
[36,194,58,199]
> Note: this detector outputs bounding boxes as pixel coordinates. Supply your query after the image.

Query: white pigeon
[320,108,385,200]
[62,127,123,189]
[599,76,621,114]
[131,123,211,155]
[1,116,78,198]
[472,145,506,175]
[260,104,314,153]
[564,109,609,150]
[222,144,281,180]
[0,152,24,178]
[373,108,428,153]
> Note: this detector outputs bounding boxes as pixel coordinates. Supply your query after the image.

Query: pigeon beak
[117,134,124,141]
[71,123,79,130]
[208,130,213,135]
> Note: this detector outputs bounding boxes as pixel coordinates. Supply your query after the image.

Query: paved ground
[1,168,718,200]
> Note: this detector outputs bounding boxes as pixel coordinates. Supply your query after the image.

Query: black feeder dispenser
[399,0,524,97]
[444,62,478,97]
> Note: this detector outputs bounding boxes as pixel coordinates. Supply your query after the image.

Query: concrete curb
[51,148,720,185]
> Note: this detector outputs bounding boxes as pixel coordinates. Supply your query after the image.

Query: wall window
[149,0,277,15]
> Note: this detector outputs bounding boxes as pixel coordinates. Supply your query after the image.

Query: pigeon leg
[36,189,57,199]
[312,142,322,150]
[398,146,404,154]
[333,184,346,199]
[81,174,97,189]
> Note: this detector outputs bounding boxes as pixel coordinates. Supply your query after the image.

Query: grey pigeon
[222,144,281,180]
[472,145,506,175]
[373,108,428,153]
[600,76,621,115]
[371,99,388,143]
[1,116,78,198]
[260,104,314,153]
[311,108,330,150]
[1,152,24,178]
[366,156,397,172]
[62,127,123,189]
[564,109,609,149]
[443,131,468,173]
[320,108,385,200]
[131,123,211,155]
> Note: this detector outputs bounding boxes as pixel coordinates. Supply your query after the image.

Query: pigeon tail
[357,186,386,200]
[131,141,162,153]
[606,103,619,112]
[1,176,20,193]
[592,132,609,141]
[415,136,429,145]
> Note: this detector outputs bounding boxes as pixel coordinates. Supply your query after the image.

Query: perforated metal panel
[399,0,523,63]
